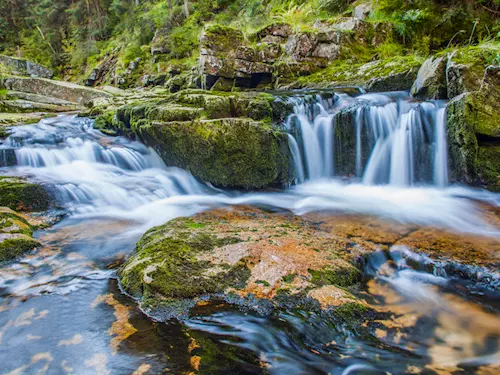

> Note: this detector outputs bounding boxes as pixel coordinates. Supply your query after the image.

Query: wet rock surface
[118,205,500,321]
[446,56,500,190]
[118,206,368,320]
[0,176,52,212]
[0,207,40,261]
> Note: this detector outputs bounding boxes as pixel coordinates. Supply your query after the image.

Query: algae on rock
[0,176,52,211]
[0,207,40,261]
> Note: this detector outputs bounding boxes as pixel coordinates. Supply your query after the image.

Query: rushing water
[285,92,449,187]
[0,106,499,374]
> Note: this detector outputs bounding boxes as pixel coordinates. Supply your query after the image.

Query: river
[0,91,499,374]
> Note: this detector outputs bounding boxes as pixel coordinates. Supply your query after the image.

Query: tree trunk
[183,0,189,18]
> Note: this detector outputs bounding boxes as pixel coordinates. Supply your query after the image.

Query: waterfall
[285,92,449,187]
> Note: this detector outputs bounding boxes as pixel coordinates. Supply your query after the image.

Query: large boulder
[0,55,53,79]
[118,207,368,320]
[118,205,500,321]
[410,56,447,99]
[139,118,291,189]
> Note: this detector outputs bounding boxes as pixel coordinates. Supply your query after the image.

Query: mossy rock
[294,55,423,91]
[0,207,34,235]
[477,145,500,192]
[446,43,500,99]
[118,207,369,320]
[0,112,55,126]
[200,25,244,56]
[0,177,52,211]
[97,90,294,189]
[446,66,500,190]
[0,233,40,262]
[0,207,39,261]
[410,56,447,100]
[138,118,292,189]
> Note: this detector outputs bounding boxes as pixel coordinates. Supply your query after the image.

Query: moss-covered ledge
[140,118,292,189]
[291,55,424,91]
[93,89,295,189]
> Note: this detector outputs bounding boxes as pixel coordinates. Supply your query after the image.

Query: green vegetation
[0,207,40,261]
[308,265,361,288]
[93,90,293,189]
[1,1,498,87]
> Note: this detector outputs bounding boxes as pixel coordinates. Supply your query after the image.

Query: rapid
[0,90,499,374]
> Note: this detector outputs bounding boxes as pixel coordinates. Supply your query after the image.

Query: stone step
[2,77,111,105]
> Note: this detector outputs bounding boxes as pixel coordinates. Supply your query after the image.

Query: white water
[0,113,499,375]
[285,92,449,187]
[0,113,498,238]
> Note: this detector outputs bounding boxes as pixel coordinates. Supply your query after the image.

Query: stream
[0,91,499,374]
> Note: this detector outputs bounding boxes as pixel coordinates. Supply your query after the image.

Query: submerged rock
[0,207,40,261]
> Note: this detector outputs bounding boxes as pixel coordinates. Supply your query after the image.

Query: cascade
[2,115,206,214]
[285,92,449,187]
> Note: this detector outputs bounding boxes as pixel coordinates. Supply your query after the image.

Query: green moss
[297,55,423,90]
[333,302,371,326]
[202,24,244,58]
[139,118,291,189]
[282,273,296,283]
[445,43,500,67]
[0,113,55,126]
[0,177,51,212]
[255,280,271,287]
[119,216,248,306]
[0,209,34,236]
[308,265,361,288]
[0,235,40,262]
[477,145,500,192]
